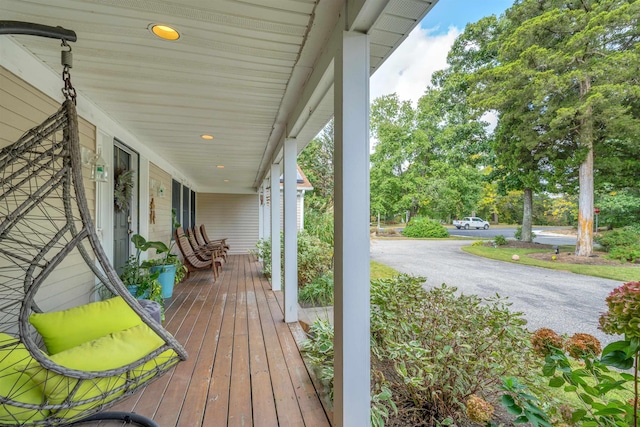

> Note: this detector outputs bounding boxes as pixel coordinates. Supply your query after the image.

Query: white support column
[262,179,271,239]
[334,29,370,426]
[270,164,282,292]
[283,138,298,323]
[258,183,265,241]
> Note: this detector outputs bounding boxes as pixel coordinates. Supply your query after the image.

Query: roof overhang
[0,0,438,193]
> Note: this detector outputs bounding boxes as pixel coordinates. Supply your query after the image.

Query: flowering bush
[531,328,563,357]
[599,281,640,338]
[564,333,602,359]
[466,395,494,424]
[508,283,640,427]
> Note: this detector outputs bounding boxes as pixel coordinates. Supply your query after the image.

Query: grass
[370,260,400,280]
[463,246,640,282]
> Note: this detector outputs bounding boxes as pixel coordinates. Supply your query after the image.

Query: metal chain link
[61,40,76,104]
[62,66,76,103]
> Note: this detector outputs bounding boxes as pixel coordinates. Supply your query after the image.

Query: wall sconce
[90,149,108,182]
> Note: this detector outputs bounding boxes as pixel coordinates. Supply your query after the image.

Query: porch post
[270,163,281,291]
[334,29,370,426]
[283,137,298,323]
[258,182,265,241]
[263,181,271,239]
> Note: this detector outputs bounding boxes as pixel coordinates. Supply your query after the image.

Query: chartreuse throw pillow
[18,323,178,420]
[0,332,49,424]
[29,296,143,354]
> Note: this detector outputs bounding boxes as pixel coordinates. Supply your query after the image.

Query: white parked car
[452,217,490,230]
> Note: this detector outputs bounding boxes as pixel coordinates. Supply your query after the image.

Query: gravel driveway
[370,239,624,346]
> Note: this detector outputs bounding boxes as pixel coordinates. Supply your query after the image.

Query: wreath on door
[114,168,134,212]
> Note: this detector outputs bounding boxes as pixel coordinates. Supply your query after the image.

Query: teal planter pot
[151,264,177,298]
[126,285,150,300]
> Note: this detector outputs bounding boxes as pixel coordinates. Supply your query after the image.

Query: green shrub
[595,227,640,263]
[302,275,534,426]
[250,231,333,287]
[595,226,640,251]
[607,244,640,263]
[299,272,334,307]
[249,238,272,278]
[370,277,533,424]
[494,234,508,246]
[304,206,334,247]
[402,217,448,238]
[297,230,333,287]
[301,319,334,397]
[514,226,537,241]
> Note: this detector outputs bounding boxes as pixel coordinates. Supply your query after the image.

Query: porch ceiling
[1,0,437,193]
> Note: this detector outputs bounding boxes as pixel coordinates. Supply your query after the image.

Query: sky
[370,0,514,106]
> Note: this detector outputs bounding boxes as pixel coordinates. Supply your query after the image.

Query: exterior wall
[197,193,259,254]
[147,162,173,258]
[0,66,97,310]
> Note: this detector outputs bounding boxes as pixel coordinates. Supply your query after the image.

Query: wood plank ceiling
[0,0,437,193]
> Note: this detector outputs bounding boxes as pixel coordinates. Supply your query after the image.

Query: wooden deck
[109,254,332,427]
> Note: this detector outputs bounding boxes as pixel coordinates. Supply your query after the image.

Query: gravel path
[370,238,624,346]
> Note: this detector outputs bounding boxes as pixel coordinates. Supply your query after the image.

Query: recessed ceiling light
[149,24,180,41]
[216,165,224,169]
[201,134,214,140]
[224,179,230,183]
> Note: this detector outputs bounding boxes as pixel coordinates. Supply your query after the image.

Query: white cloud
[370,26,461,106]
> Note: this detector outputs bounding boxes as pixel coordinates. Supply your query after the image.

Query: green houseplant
[139,209,185,298]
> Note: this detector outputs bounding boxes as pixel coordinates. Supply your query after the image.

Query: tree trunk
[521,188,533,242]
[576,77,594,257]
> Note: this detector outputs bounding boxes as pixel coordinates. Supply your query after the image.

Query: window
[171,180,196,233]
[172,179,181,235]
[190,190,196,228]
[182,185,190,230]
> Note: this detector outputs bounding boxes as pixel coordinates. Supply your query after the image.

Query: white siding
[197,193,259,254]
[147,163,173,258]
[277,190,305,231]
[1,66,97,311]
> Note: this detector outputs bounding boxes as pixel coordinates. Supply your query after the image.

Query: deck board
[106,254,330,426]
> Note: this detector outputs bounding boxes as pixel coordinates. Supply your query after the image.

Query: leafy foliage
[303,204,334,247]
[296,230,333,288]
[506,282,640,427]
[596,190,640,229]
[297,120,334,208]
[596,226,640,263]
[402,217,448,238]
[299,272,333,307]
[302,275,535,425]
[251,231,332,288]
[460,0,640,255]
[494,235,508,246]
[249,238,272,277]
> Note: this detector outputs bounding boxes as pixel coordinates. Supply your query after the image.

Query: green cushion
[29,296,143,354]
[0,333,49,423]
[18,324,178,419]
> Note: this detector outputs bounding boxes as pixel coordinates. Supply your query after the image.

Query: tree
[470,0,640,254]
[370,94,431,220]
[298,119,334,208]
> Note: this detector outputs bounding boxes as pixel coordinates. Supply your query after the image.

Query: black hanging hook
[0,21,76,41]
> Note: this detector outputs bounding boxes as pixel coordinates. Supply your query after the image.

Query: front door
[113,145,132,275]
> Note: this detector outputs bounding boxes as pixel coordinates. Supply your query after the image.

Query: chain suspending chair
[0,22,187,426]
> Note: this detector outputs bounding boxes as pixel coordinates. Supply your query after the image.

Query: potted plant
[120,254,162,303]
[139,209,184,299]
